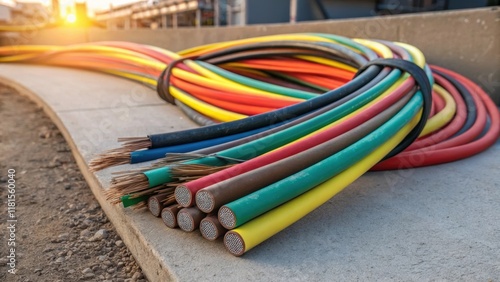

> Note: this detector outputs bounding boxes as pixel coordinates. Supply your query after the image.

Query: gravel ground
[0,86,148,282]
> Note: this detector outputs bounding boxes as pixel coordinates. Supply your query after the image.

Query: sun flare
[65,13,77,24]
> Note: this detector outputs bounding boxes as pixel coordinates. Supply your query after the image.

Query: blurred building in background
[0,0,51,26]
[75,1,90,25]
[93,0,497,30]
[0,1,16,24]
[1,0,498,30]
[94,0,215,29]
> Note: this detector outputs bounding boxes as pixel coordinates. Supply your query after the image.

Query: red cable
[289,72,347,90]
[429,91,437,117]
[183,91,278,115]
[432,88,446,113]
[372,67,499,170]
[223,66,325,92]
[235,58,354,80]
[96,41,177,65]
[170,77,298,108]
[406,72,467,151]
[178,79,416,205]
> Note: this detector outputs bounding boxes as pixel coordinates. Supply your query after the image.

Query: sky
[17,0,143,15]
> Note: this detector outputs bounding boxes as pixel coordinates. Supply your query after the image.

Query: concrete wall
[448,0,489,10]
[7,7,500,104]
[296,0,377,21]
[247,0,290,24]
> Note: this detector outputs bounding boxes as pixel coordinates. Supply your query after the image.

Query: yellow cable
[171,68,302,102]
[62,45,156,60]
[184,60,232,82]
[261,75,407,159]
[227,110,421,255]
[105,53,165,70]
[219,64,272,77]
[353,38,394,59]
[177,33,367,58]
[0,53,44,62]
[169,86,247,122]
[184,60,292,99]
[0,45,61,53]
[0,23,47,32]
[178,34,333,56]
[394,42,426,68]
[0,45,62,62]
[296,55,357,72]
[103,68,253,122]
[305,79,404,138]
[149,45,181,59]
[419,84,456,137]
[104,69,158,86]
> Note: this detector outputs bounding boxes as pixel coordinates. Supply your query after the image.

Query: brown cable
[161,204,181,229]
[196,90,415,214]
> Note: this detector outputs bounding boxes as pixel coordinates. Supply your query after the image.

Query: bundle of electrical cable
[1,33,498,256]
[0,22,49,32]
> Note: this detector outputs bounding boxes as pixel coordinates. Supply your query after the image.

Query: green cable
[268,71,330,92]
[222,91,423,228]
[121,195,147,207]
[313,33,379,60]
[196,61,318,100]
[141,68,403,190]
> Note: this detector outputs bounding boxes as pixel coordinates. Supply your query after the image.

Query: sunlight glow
[66,13,77,24]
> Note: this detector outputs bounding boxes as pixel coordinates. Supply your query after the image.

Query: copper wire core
[224,231,245,256]
[89,150,130,172]
[149,193,177,217]
[200,220,217,240]
[111,171,143,184]
[200,216,226,241]
[148,197,161,216]
[161,205,180,228]
[159,153,208,165]
[195,190,215,213]
[105,173,149,204]
[171,164,234,179]
[88,137,152,171]
[132,202,147,210]
[177,211,194,232]
[218,206,237,229]
[117,137,152,151]
[175,185,192,207]
[177,207,204,232]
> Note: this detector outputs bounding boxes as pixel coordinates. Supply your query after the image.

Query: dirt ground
[0,86,148,282]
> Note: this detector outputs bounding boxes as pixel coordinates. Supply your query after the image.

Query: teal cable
[197,61,318,100]
[220,91,423,228]
[142,68,403,188]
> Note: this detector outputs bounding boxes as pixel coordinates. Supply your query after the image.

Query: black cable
[174,100,217,126]
[187,67,393,155]
[432,69,477,138]
[150,41,382,148]
[355,58,433,159]
[151,66,381,148]
[157,56,198,104]
[195,41,368,67]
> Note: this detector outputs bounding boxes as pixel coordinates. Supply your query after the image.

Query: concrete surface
[0,65,499,281]
[9,7,500,105]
